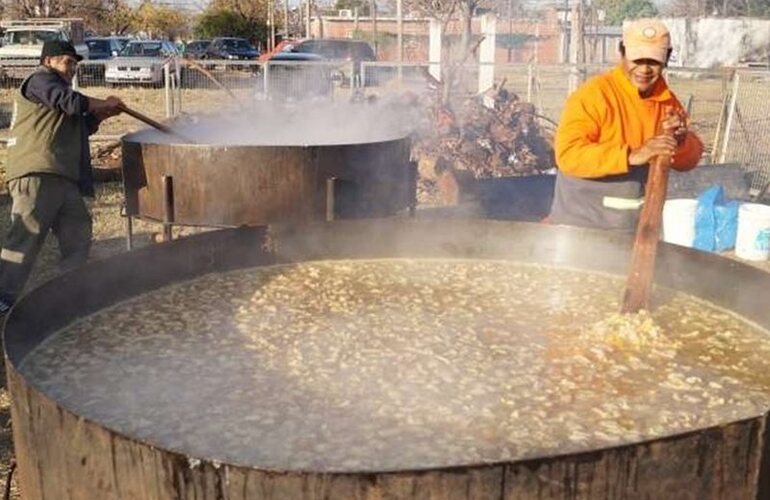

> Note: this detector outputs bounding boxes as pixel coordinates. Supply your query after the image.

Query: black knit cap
[40,40,83,64]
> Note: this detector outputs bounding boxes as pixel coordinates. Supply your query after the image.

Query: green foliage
[597,0,658,25]
[194,8,266,43]
[134,0,188,39]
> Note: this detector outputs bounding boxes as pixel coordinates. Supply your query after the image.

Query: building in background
[309,7,621,64]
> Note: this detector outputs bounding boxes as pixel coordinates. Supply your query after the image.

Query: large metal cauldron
[121,129,415,228]
[5,220,770,499]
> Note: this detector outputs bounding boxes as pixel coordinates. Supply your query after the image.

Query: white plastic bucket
[662,199,698,248]
[736,203,770,261]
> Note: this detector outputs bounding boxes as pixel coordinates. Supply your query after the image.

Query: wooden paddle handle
[117,104,195,143]
[621,152,672,313]
[117,104,175,134]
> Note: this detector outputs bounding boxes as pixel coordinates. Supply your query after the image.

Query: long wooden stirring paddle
[117,104,195,143]
[621,144,673,313]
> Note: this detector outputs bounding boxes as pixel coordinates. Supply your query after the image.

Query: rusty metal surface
[4,220,770,499]
[121,133,413,227]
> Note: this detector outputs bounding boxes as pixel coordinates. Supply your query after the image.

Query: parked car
[290,38,375,82]
[183,39,210,59]
[79,36,131,83]
[105,40,179,86]
[264,52,338,101]
[257,39,298,62]
[84,36,131,59]
[205,37,258,60]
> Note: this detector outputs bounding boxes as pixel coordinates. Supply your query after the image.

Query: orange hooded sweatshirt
[555,65,704,178]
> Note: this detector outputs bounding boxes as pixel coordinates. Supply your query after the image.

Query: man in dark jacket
[0,40,124,312]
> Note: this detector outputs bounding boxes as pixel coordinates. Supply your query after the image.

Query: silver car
[105,40,179,86]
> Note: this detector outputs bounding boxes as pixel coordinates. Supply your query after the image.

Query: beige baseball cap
[622,18,671,63]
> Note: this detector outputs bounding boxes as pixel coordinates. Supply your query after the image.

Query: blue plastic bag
[693,185,739,252]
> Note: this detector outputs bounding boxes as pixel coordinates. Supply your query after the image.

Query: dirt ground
[0,182,167,499]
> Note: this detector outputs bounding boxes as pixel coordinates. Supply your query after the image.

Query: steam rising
[128,100,419,147]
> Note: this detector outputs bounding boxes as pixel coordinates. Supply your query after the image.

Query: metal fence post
[684,94,694,115]
[526,63,533,102]
[164,62,172,118]
[175,57,182,114]
[263,62,270,100]
[170,73,178,117]
[710,69,732,164]
[567,64,586,95]
[719,72,740,164]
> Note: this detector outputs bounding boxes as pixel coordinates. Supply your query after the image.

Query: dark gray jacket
[7,66,100,196]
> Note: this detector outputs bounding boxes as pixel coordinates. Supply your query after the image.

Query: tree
[405,0,489,57]
[102,0,136,35]
[198,0,270,45]
[134,0,188,39]
[194,8,267,44]
[71,0,135,35]
[5,0,187,38]
[596,0,658,25]
[9,0,74,17]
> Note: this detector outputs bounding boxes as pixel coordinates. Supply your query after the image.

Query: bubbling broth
[20,259,770,471]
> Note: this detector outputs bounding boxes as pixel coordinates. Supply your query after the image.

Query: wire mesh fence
[0,59,37,83]
[74,60,174,138]
[362,62,433,91]
[0,56,768,197]
[261,60,350,102]
[177,60,261,117]
[718,70,770,197]
[360,62,724,127]
[356,61,769,197]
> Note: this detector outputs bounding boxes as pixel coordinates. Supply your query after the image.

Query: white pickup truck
[0,18,89,79]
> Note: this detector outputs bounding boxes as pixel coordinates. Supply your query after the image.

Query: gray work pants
[0,174,92,302]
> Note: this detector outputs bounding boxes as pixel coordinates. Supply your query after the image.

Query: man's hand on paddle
[628,108,685,166]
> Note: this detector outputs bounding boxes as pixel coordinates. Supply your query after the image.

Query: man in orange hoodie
[549,18,704,231]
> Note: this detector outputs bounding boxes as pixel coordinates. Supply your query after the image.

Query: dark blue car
[85,36,131,60]
[205,37,259,60]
